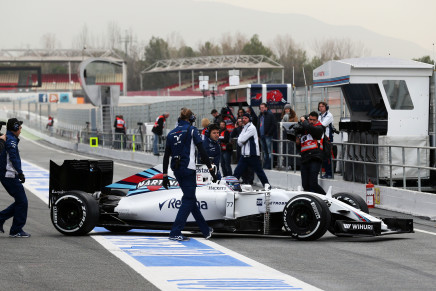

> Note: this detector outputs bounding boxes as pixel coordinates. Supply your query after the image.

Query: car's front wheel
[329,192,369,236]
[283,194,331,241]
[51,191,99,235]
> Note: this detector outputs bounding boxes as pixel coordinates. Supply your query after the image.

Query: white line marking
[22,159,322,291]
[415,229,436,236]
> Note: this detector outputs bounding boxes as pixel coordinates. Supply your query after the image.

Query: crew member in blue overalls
[0,118,30,238]
[199,123,222,180]
[162,108,217,241]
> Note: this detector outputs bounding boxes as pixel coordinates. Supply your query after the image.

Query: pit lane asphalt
[1,132,436,291]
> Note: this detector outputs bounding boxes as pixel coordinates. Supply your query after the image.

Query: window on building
[382,80,414,110]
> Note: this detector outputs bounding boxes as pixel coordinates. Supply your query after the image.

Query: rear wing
[49,160,113,207]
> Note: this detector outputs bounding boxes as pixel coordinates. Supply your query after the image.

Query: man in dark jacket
[210,109,222,125]
[0,118,31,237]
[258,103,277,169]
[296,111,326,194]
[152,113,169,156]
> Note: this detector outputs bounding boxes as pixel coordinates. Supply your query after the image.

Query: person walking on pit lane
[162,108,217,241]
[233,113,270,187]
[296,112,326,195]
[152,112,170,156]
[0,118,31,237]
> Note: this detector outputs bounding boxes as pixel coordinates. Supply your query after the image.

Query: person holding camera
[162,108,217,241]
[318,102,334,179]
[0,118,31,237]
[296,112,326,195]
[152,112,169,156]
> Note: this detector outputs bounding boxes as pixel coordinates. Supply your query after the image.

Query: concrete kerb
[25,125,436,221]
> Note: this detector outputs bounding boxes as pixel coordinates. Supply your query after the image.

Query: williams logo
[159,198,208,210]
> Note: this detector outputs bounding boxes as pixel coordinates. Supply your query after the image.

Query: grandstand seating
[0,72,19,90]
[0,72,124,91]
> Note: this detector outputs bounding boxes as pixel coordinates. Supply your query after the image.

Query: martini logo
[136,173,179,191]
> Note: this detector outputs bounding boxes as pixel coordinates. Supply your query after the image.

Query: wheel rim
[54,198,84,231]
[290,201,317,232]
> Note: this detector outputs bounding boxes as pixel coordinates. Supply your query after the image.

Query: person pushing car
[162,108,217,241]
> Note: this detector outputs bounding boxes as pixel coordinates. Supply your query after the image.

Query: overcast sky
[208,0,435,50]
[1,0,435,58]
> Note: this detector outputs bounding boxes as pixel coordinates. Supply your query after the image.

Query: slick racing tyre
[104,226,132,233]
[283,194,331,241]
[51,191,99,235]
[328,192,369,236]
[333,192,369,214]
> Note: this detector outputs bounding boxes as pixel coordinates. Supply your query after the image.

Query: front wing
[332,218,414,237]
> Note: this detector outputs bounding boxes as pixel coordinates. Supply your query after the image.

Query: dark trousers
[220,151,232,177]
[323,158,333,177]
[300,160,326,194]
[0,177,28,235]
[260,136,272,169]
[233,156,269,186]
[169,170,209,237]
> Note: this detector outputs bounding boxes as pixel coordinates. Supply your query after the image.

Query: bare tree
[271,35,308,85]
[313,38,370,62]
[107,21,122,50]
[41,33,60,50]
[220,32,248,55]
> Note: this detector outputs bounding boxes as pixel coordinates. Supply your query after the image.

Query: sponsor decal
[196,167,210,174]
[264,201,286,206]
[343,223,374,231]
[136,173,179,191]
[313,71,328,78]
[257,198,262,206]
[311,202,321,219]
[159,198,208,210]
[208,186,227,191]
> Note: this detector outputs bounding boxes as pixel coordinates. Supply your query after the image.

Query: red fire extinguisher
[366,179,375,208]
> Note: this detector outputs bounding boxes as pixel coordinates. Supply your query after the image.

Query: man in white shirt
[233,114,270,187]
[318,102,334,179]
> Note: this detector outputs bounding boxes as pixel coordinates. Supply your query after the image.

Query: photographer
[294,112,326,195]
[162,108,216,241]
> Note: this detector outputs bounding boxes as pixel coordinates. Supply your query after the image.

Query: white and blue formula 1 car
[48,160,413,241]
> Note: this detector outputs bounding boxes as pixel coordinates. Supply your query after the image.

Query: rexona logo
[136,173,179,191]
[159,198,208,210]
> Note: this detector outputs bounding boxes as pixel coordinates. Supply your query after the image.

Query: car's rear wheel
[283,194,331,241]
[329,192,369,236]
[51,191,99,235]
